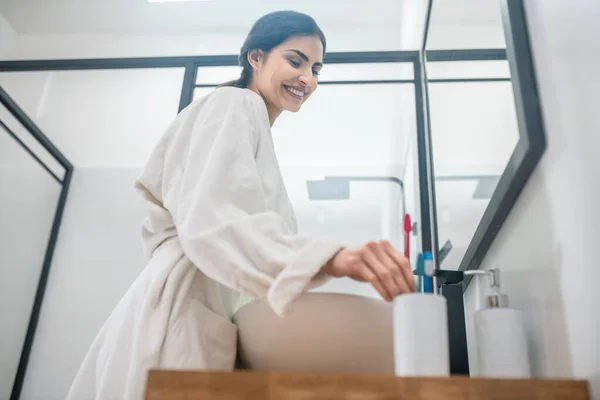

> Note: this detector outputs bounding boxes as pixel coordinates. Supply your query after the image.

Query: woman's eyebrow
[285,49,323,67]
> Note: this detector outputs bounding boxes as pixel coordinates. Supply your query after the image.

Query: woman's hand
[322,240,416,301]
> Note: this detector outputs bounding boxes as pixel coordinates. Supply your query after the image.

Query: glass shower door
[0,87,67,400]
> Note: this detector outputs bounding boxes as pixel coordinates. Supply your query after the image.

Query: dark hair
[220,10,326,88]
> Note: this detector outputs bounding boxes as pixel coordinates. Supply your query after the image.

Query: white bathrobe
[65,87,343,400]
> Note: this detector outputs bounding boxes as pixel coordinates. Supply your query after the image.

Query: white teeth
[286,86,305,98]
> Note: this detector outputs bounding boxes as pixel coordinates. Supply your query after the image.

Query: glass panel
[426,60,511,80]
[428,81,519,270]
[274,83,411,167]
[1,68,185,168]
[196,66,242,85]
[425,0,506,50]
[0,107,66,180]
[318,63,414,81]
[0,127,61,400]
[273,83,417,299]
[0,76,67,181]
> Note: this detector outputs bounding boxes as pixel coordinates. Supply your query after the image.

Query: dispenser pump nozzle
[464,268,509,308]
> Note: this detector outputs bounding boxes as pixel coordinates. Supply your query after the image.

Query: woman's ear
[247,49,264,70]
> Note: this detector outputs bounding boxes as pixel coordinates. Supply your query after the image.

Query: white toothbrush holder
[393,292,450,377]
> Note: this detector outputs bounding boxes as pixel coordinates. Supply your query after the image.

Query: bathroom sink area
[232,293,394,373]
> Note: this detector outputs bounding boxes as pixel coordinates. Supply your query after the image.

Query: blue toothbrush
[423,251,434,293]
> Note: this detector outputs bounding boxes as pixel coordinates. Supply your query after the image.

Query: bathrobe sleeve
[167,90,343,317]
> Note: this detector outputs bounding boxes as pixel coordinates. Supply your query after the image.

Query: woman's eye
[289,60,301,68]
[313,70,320,76]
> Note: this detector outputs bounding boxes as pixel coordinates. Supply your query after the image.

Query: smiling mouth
[284,85,306,100]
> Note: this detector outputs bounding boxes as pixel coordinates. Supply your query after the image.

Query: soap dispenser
[464,268,532,378]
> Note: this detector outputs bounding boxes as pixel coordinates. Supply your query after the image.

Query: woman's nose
[299,71,315,87]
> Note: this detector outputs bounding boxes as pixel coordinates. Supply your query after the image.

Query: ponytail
[218,55,253,88]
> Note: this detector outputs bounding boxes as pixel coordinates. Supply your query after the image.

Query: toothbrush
[403,213,412,260]
[423,251,434,293]
[415,253,424,292]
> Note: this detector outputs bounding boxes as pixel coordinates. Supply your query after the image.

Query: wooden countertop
[145,369,589,400]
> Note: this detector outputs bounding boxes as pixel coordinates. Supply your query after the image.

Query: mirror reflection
[425,0,520,270]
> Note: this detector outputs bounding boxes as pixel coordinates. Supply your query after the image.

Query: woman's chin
[283,101,303,113]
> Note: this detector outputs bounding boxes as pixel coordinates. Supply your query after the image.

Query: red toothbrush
[403,213,412,259]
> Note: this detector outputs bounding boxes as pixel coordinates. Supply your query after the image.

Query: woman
[66,10,415,400]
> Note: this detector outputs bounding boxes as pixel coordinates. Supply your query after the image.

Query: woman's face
[248,35,324,119]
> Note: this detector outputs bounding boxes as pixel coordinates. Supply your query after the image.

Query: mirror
[423,0,546,277]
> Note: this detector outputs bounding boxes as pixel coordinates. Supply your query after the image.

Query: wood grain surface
[145,369,589,400]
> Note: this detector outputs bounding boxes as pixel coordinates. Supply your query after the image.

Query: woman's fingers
[357,263,393,302]
[330,241,416,301]
[368,241,410,296]
[361,246,397,301]
[359,241,415,301]
[381,240,417,292]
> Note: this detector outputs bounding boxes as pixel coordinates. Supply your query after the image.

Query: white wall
[464,1,600,398]
[1,25,407,61]
[6,32,242,60]
[0,11,16,58]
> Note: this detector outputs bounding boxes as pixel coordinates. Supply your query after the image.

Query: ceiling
[0,0,506,56]
[0,0,408,35]
[0,0,503,37]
